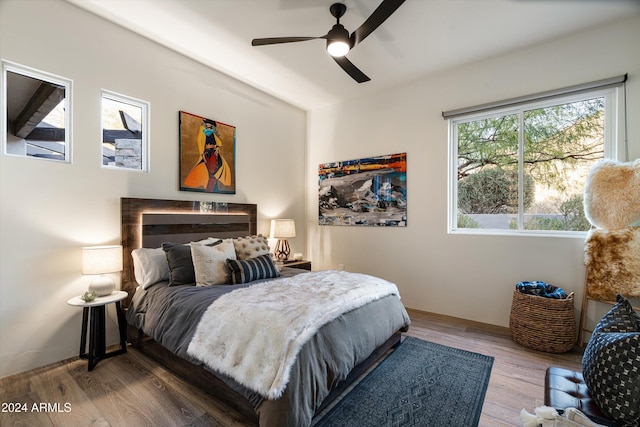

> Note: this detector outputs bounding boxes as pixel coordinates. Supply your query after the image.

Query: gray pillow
[162,239,221,286]
[162,242,195,286]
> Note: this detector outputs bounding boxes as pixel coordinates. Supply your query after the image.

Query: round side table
[67,290,128,371]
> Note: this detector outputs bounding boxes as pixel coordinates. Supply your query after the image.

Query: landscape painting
[319,152,407,226]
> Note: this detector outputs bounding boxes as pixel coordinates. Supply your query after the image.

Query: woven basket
[509,290,576,353]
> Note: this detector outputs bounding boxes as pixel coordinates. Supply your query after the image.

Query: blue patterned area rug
[313,336,494,427]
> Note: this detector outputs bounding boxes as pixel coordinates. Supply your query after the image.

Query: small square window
[2,60,72,163]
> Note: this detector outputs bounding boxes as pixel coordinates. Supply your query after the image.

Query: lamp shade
[270,219,296,239]
[82,245,123,275]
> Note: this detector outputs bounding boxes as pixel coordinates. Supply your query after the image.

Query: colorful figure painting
[180,111,236,194]
[319,152,407,226]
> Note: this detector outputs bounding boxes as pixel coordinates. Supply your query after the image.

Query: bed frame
[120,197,402,424]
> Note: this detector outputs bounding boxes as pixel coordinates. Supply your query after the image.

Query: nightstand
[67,290,127,371]
[283,260,312,271]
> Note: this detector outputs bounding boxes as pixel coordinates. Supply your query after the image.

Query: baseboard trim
[404,306,511,336]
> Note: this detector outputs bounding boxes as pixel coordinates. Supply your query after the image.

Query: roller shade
[442,74,627,119]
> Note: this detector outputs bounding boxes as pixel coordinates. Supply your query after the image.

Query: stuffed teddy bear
[583,158,640,300]
[583,158,640,229]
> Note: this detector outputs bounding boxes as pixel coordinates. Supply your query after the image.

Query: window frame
[100,89,150,172]
[447,85,626,237]
[1,60,73,163]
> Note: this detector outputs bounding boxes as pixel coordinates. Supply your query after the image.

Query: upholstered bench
[544,367,620,427]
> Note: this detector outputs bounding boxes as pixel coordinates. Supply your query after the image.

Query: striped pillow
[227,254,280,284]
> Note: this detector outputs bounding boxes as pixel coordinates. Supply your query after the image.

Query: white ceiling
[67,0,640,111]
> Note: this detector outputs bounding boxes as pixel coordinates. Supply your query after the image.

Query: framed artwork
[179,110,236,194]
[319,152,407,226]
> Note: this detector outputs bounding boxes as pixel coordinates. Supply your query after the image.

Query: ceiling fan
[251,0,405,83]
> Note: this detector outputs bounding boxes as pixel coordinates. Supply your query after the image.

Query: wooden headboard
[120,197,257,302]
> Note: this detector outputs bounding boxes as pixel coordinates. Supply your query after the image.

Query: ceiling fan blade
[351,0,405,47]
[252,36,320,46]
[332,56,370,83]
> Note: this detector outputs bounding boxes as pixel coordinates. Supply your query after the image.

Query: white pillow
[191,239,237,286]
[191,237,222,246]
[132,247,170,289]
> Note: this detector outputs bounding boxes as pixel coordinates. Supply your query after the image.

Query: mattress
[126,268,410,426]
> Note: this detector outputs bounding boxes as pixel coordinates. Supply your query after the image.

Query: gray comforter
[126,268,410,427]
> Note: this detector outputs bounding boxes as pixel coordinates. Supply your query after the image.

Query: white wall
[307,16,640,328]
[0,0,306,378]
[2,1,638,380]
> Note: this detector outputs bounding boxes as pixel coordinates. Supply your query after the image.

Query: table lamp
[270,219,296,261]
[82,245,123,296]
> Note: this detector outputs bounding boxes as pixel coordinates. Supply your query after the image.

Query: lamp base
[274,239,291,262]
[88,275,115,296]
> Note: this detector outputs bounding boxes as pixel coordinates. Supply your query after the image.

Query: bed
[121,197,410,427]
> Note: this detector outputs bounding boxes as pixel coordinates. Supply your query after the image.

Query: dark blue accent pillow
[226,254,279,284]
[582,295,640,426]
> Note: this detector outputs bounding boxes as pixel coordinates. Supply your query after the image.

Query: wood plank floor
[0,309,584,427]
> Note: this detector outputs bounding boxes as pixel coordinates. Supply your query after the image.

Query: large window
[447,80,626,236]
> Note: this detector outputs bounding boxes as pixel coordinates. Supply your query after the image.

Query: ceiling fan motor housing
[326,24,351,56]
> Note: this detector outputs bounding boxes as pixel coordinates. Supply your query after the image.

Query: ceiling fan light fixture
[326,24,350,57]
[327,40,350,57]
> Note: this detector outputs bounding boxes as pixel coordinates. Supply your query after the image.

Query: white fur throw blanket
[186,270,400,399]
